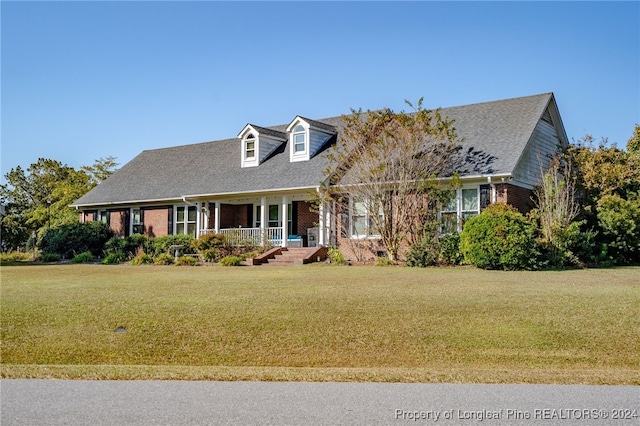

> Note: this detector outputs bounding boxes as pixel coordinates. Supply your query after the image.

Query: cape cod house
[72,93,568,259]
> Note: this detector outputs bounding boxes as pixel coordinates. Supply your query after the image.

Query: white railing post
[214,202,220,234]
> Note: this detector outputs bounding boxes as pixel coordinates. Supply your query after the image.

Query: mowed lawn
[1,264,639,384]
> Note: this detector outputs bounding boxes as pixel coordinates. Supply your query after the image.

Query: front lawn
[1,264,638,384]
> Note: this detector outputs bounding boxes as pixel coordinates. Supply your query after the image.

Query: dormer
[286,116,336,163]
[237,124,287,168]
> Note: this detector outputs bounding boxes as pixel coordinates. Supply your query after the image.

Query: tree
[627,124,640,155]
[324,99,461,261]
[0,157,118,251]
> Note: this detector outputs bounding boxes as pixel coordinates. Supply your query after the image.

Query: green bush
[130,248,153,265]
[101,252,127,264]
[40,252,61,263]
[175,255,198,266]
[0,250,35,263]
[191,233,226,252]
[219,255,243,266]
[200,248,219,262]
[406,240,437,267]
[375,257,396,266]
[152,234,195,256]
[439,232,463,265]
[71,251,96,264]
[597,193,640,264]
[460,203,538,270]
[327,247,346,265]
[40,222,114,258]
[153,253,175,265]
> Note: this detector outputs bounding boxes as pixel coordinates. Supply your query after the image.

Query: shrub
[71,251,96,264]
[200,248,219,262]
[153,253,175,265]
[0,250,35,263]
[175,255,198,266]
[102,252,127,265]
[152,234,195,256]
[40,252,61,263]
[130,248,153,265]
[375,257,396,266]
[460,203,538,270]
[406,240,437,267]
[40,222,114,258]
[327,247,346,265]
[596,193,640,265]
[219,255,243,266]
[439,232,463,265]
[191,233,226,252]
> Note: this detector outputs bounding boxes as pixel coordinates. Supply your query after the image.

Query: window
[255,205,262,228]
[268,205,279,228]
[440,188,480,233]
[350,198,382,238]
[176,206,197,237]
[245,134,256,159]
[98,210,109,225]
[293,125,306,154]
[132,208,144,234]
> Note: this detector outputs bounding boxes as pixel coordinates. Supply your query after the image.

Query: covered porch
[191,192,331,248]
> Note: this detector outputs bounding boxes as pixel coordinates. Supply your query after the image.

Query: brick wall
[143,206,170,238]
[494,183,534,214]
[109,210,128,237]
[219,204,252,228]
[81,211,95,222]
[295,201,318,236]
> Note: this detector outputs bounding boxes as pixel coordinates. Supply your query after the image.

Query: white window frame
[244,134,256,160]
[131,208,143,235]
[175,205,197,236]
[293,125,306,154]
[349,197,383,239]
[439,187,480,233]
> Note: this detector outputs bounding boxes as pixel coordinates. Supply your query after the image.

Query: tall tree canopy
[324,99,460,261]
[0,157,117,251]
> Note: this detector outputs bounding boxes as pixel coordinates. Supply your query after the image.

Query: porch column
[195,202,202,237]
[202,202,209,234]
[281,195,288,247]
[214,202,220,233]
[318,202,326,246]
[260,197,267,246]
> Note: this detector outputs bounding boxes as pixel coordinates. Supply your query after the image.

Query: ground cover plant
[1,264,638,384]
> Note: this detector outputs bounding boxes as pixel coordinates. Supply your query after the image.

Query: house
[72,93,568,259]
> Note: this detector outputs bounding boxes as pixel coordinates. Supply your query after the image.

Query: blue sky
[2,1,639,181]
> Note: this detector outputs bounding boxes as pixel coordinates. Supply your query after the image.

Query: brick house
[72,93,568,258]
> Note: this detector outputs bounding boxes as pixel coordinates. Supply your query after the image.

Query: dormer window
[293,125,306,154]
[245,134,256,159]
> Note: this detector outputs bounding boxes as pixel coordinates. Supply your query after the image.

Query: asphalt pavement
[1,380,638,425]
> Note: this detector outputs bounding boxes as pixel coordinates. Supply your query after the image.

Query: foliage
[531,154,581,267]
[101,252,127,265]
[406,239,438,267]
[175,255,199,266]
[627,124,640,155]
[439,232,463,265]
[596,193,640,265]
[153,253,175,265]
[71,251,96,264]
[0,250,35,263]
[40,252,61,262]
[374,257,396,266]
[130,248,153,266]
[200,248,219,262]
[40,221,114,258]
[323,99,461,261]
[190,233,226,252]
[327,247,346,265]
[0,157,117,251]
[460,203,538,270]
[152,234,195,256]
[219,255,243,266]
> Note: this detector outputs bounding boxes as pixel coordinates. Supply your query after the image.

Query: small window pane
[187,223,196,237]
[462,189,478,212]
[294,125,304,132]
[187,206,197,222]
[177,223,185,235]
[177,207,185,222]
[352,215,366,236]
[441,212,458,234]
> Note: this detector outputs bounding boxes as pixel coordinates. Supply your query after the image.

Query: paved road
[1,380,638,425]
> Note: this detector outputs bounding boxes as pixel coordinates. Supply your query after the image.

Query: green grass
[1,264,639,384]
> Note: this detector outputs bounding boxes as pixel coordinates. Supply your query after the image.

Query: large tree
[0,157,117,251]
[324,99,461,261]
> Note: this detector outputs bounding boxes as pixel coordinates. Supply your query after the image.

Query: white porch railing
[199,227,283,246]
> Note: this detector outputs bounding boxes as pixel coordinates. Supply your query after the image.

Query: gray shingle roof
[72,93,557,207]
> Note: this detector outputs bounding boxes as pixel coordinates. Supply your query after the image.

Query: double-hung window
[350,197,382,238]
[245,134,256,159]
[176,206,197,236]
[293,125,306,154]
[132,208,144,234]
[440,188,480,233]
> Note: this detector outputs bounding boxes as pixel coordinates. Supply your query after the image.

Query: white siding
[513,116,562,186]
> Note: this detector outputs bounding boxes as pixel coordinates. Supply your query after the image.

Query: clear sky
[2,1,639,182]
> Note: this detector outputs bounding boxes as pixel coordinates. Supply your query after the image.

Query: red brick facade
[142,206,171,238]
[494,183,534,214]
[295,201,318,236]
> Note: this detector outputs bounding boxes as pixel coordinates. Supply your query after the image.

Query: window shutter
[480,184,490,210]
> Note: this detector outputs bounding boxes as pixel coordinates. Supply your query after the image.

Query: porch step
[262,247,327,266]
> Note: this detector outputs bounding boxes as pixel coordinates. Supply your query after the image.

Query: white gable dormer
[237,124,287,168]
[286,116,336,163]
